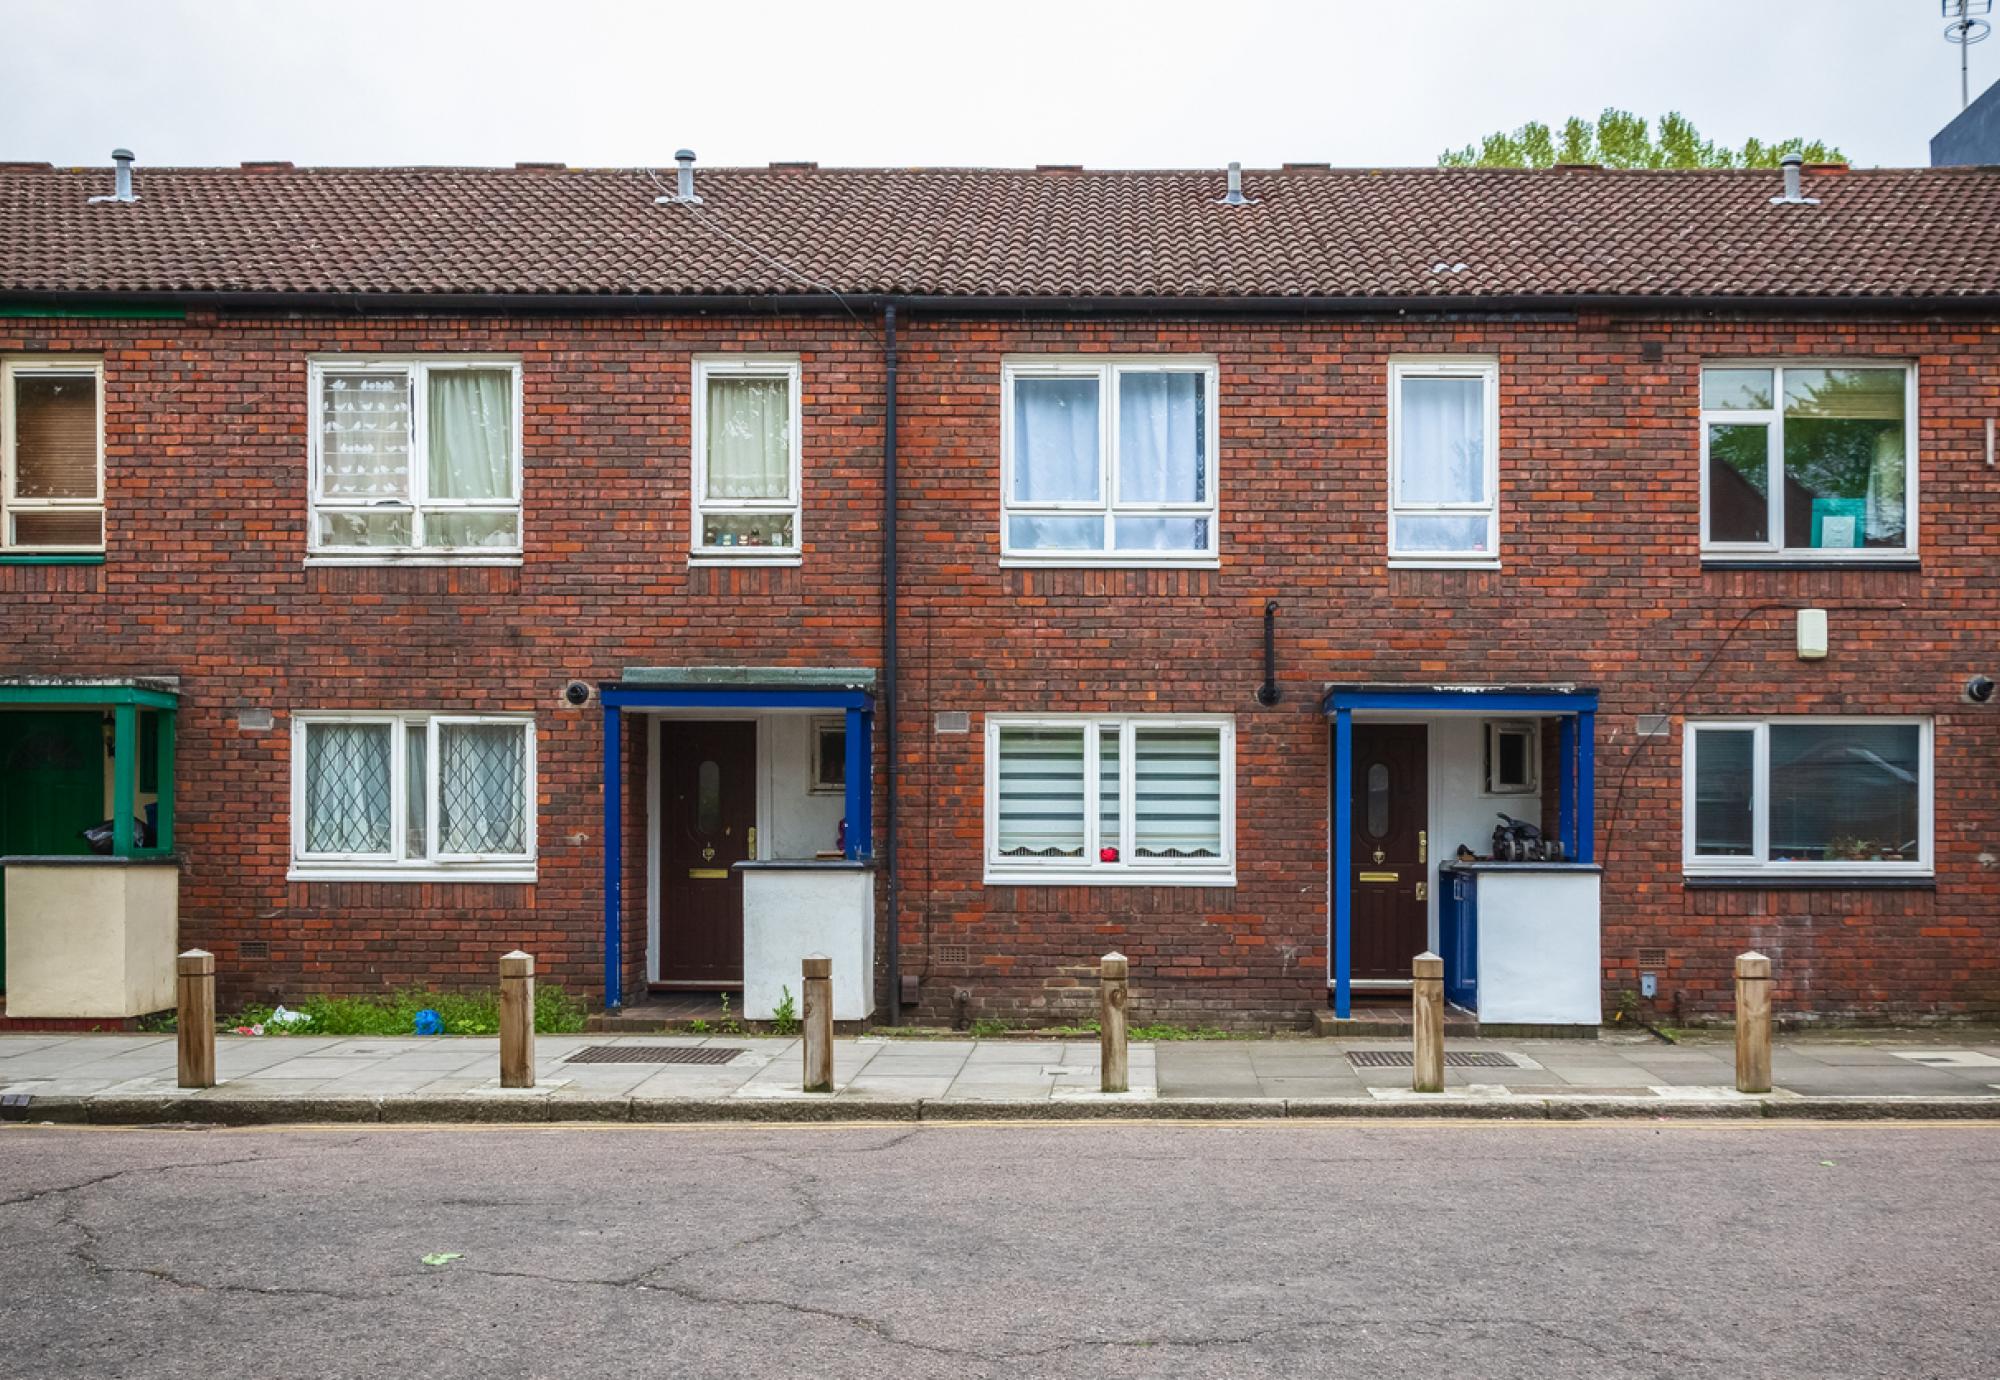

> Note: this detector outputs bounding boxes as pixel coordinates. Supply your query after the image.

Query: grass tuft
[223,985,588,1036]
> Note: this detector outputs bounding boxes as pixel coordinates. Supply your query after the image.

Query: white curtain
[1865,427,1907,544]
[706,376,791,500]
[320,372,411,499]
[438,724,527,855]
[304,723,392,855]
[1012,377,1099,503]
[428,369,514,500]
[1118,372,1204,503]
[1398,376,1485,505]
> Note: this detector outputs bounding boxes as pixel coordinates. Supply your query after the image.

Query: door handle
[1418,831,1427,865]
[687,868,730,880]
[747,826,757,858]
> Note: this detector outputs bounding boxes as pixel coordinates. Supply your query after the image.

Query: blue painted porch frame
[1322,687,1598,1019]
[595,684,877,1012]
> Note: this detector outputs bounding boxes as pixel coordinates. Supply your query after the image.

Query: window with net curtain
[1004,362,1215,561]
[3,365,102,550]
[313,362,518,553]
[1390,364,1496,560]
[695,361,798,554]
[990,717,1232,880]
[1701,365,1910,555]
[299,716,532,868]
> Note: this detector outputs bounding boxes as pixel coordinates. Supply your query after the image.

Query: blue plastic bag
[412,1008,444,1036]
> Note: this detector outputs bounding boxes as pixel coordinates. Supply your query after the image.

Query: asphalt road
[2,1120,1995,1380]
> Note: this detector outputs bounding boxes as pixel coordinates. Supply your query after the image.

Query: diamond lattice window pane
[438,724,527,855]
[304,723,393,854]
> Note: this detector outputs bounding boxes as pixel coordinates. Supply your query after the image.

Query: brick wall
[3,306,1996,1024]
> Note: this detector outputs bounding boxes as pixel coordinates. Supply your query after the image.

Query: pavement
[5,1027,2000,1123]
[4,1120,1998,1379]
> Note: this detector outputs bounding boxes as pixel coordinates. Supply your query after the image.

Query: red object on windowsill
[1100,846,1119,863]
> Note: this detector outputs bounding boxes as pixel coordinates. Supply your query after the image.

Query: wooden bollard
[1735,951,1772,1094]
[1100,952,1129,1093]
[1412,951,1445,1093]
[176,949,216,1089]
[802,954,834,1093]
[499,950,535,1089]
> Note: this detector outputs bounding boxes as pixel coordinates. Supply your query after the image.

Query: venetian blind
[12,373,98,499]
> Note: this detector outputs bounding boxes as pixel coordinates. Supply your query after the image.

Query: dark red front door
[659,721,756,984]
[1347,724,1430,981]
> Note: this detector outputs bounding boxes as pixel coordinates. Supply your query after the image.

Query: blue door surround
[598,670,876,1012]
[1322,684,1598,1019]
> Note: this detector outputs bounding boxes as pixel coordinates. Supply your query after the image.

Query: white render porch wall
[740,862,876,1021]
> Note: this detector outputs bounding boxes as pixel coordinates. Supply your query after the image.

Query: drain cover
[565,1046,746,1066]
[1348,1050,1516,1069]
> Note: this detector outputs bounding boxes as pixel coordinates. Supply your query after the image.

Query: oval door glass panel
[697,759,721,835]
[1366,762,1390,837]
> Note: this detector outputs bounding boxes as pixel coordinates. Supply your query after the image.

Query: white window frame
[306,356,524,565]
[1681,716,1932,879]
[690,355,803,565]
[983,713,1236,887]
[999,357,1221,568]
[1698,361,1918,562]
[809,716,845,794]
[289,712,537,882]
[1484,719,1538,795]
[1387,358,1500,568]
[1,357,105,553]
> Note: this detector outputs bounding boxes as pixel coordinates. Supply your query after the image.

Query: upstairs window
[1684,717,1930,876]
[1701,364,1914,559]
[1001,359,1219,564]
[985,715,1235,885]
[1388,360,1499,564]
[292,713,536,880]
[309,359,521,559]
[2,360,103,552]
[693,358,801,560]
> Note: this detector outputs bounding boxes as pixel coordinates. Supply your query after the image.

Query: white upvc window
[291,713,536,882]
[1682,716,1931,878]
[1000,357,1220,566]
[1699,363,1916,561]
[692,356,802,562]
[1,358,104,552]
[307,357,523,562]
[984,714,1235,886]
[1388,359,1499,565]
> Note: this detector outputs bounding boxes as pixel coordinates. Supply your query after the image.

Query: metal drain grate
[1348,1050,1517,1070]
[565,1046,746,1066]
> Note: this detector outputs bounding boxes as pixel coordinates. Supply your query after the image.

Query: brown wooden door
[1347,724,1429,981]
[659,721,756,984]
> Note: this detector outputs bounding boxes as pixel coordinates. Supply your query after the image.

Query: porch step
[1312,1003,1480,1039]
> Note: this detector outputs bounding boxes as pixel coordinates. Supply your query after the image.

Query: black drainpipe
[883,302,902,1024]
[1257,600,1281,706]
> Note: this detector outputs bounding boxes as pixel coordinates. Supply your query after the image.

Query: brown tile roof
[4,163,1999,304]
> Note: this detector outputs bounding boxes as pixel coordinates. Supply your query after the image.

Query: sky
[0,0,1987,171]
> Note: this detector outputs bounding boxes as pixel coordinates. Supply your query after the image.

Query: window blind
[12,373,97,499]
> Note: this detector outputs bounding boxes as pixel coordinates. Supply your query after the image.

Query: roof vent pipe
[1770,152,1818,206]
[1217,161,1254,206]
[89,148,137,204]
[657,148,702,205]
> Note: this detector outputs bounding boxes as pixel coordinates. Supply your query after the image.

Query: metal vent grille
[935,945,970,966]
[1638,947,1669,968]
[239,940,270,960]
[565,1046,745,1066]
[1348,1050,1516,1069]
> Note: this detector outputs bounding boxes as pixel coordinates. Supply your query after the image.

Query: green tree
[1439,109,1843,169]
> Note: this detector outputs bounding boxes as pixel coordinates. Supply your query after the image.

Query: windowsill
[288,865,537,884]
[1388,558,1502,571]
[999,556,1221,570]
[305,554,524,568]
[984,869,1236,889]
[1700,555,1919,571]
[688,554,803,567]
[0,552,106,564]
[1682,872,1934,890]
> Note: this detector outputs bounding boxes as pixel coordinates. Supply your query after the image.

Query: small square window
[1485,720,1538,795]
[810,718,846,794]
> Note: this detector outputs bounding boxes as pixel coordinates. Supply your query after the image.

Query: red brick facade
[5,306,1997,1025]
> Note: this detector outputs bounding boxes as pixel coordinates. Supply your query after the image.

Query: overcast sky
[0,0,1985,171]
